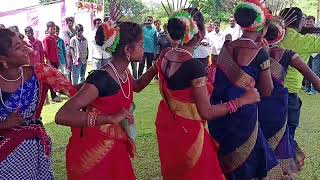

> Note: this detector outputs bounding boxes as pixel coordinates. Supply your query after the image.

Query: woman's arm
[133,64,157,93]
[55,83,133,127]
[258,68,274,96]
[0,111,23,130]
[291,56,320,92]
[192,78,260,120]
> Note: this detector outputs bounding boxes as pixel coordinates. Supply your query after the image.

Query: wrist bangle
[87,112,98,127]
[260,59,270,71]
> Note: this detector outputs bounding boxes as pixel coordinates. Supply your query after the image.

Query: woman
[55,21,157,179]
[208,2,283,179]
[155,7,260,180]
[0,29,75,179]
[261,21,320,175]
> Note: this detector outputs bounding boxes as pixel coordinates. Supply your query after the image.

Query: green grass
[42,85,320,180]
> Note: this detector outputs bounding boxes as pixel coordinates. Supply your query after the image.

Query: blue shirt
[57,37,67,65]
[143,26,157,53]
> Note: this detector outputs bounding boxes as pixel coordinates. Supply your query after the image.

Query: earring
[1,61,8,69]
[127,54,131,62]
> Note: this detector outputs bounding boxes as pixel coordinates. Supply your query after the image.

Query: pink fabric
[26,38,45,65]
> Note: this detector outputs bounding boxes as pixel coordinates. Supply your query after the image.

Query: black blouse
[164,58,208,90]
[85,70,120,97]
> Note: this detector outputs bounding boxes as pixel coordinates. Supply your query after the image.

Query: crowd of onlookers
[0,17,104,103]
[1,13,318,105]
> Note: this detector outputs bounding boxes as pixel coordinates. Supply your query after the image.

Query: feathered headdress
[264,0,295,45]
[101,0,122,53]
[234,0,272,32]
[161,0,199,45]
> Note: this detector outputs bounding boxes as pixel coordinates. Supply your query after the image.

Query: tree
[85,0,147,23]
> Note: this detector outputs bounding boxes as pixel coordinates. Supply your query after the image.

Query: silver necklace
[0,67,23,82]
[108,62,131,99]
[174,47,194,57]
[0,68,24,110]
[239,38,256,45]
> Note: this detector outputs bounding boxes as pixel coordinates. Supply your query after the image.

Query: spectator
[155,20,163,58]
[24,26,45,65]
[91,18,110,70]
[138,16,157,77]
[70,24,88,85]
[224,16,243,41]
[157,23,172,54]
[56,26,68,77]
[93,18,102,30]
[301,15,320,95]
[225,33,232,43]
[43,21,61,102]
[206,21,224,55]
[63,17,76,80]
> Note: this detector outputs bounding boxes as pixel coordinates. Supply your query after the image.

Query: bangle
[225,100,239,114]
[87,112,98,127]
[260,59,270,71]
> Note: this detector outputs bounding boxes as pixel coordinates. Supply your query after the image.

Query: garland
[169,10,199,45]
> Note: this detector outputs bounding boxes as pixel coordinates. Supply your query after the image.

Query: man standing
[138,16,157,77]
[91,18,111,70]
[207,21,224,55]
[43,21,61,102]
[301,16,320,95]
[24,26,45,65]
[63,17,76,80]
[70,24,89,85]
[224,16,243,41]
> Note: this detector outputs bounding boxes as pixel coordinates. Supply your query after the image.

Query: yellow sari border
[186,123,205,168]
[220,120,259,173]
[268,120,287,151]
[270,58,286,83]
[77,139,115,175]
[217,46,256,89]
[159,83,203,121]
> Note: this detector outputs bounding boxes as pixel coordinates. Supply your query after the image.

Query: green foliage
[85,0,147,23]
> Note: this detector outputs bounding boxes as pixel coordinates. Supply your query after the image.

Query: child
[24,26,45,65]
[70,24,88,85]
[43,21,61,102]
[55,26,68,77]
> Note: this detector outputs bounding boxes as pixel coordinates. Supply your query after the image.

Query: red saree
[155,58,225,180]
[66,75,136,180]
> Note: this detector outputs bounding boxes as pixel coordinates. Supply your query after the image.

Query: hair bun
[167,18,186,41]
[234,7,257,28]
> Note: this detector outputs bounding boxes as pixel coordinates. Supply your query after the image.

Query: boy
[24,26,45,65]
[56,26,68,77]
[43,21,61,102]
[70,24,88,85]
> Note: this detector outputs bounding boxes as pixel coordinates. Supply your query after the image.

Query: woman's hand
[109,108,134,124]
[238,88,260,106]
[5,111,23,129]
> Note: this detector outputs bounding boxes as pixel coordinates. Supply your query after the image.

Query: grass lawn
[42,84,320,180]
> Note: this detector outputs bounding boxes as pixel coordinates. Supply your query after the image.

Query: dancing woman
[55,16,157,180]
[208,1,284,179]
[260,20,320,175]
[0,29,75,179]
[155,5,260,180]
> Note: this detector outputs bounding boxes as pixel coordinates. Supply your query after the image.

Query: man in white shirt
[206,21,225,55]
[224,16,243,41]
[91,18,111,70]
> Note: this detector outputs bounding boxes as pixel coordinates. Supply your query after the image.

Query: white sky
[0,0,39,12]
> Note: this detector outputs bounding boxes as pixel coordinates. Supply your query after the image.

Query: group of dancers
[1,0,320,179]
